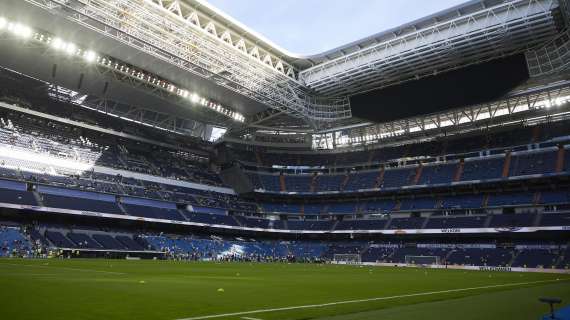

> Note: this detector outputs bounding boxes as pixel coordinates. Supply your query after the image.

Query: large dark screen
[349,54,529,123]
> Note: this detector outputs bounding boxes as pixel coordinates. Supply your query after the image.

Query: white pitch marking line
[176,279,566,320]
[241,317,263,320]
[0,263,126,275]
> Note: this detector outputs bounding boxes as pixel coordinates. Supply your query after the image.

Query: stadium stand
[0,2,567,276]
[3,218,570,273]
[445,247,514,267]
[2,1,570,318]
[0,225,31,257]
[1,98,568,237]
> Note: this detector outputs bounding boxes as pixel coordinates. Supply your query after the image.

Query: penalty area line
[176,279,566,320]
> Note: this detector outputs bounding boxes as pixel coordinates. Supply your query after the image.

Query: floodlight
[0,17,7,30]
[64,42,76,55]
[51,38,65,50]
[9,23,32,38]
[83,50,97,63]
[544,101,552,109]
[190,93,200,103]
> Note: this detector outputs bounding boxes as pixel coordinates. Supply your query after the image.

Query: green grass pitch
[0,259,569,320]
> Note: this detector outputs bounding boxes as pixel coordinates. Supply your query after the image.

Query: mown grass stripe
[176,279,565,320]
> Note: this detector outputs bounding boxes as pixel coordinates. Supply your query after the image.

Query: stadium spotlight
[9,22,32,38]
[51,37,65,50]
[0,17,244,123]
[544,101,552,109]
[83,50,97,63]
[64,42,77,55]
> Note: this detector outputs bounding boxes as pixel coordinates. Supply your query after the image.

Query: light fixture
[51,37,65,50]
[83,50,97,63]
[9,22,32,38]
[64,42,76,55]
[1,16,246,123]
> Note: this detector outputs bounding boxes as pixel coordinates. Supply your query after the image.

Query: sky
[206,0,469,55]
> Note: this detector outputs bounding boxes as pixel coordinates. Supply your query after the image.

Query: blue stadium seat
[399,197,436,211]
[387,217,426,229]
[285,175,313,193]
[344,171,378,191]
[67,232,103,249]
[115,235,146,251]
[287,220,333,230]
[335,219,388,231]
[417,163,457,185]
[509,150,557,177]
[425,216,486,229]
[441,194,483,209]
[512,249,558,268]
[487,192,535,207]
[92,234,127,250]
[316,174,347,192]
[540,213,570,226]
[488,213,536,227]
[446,248,513,266]
[461,157,504,181]
[381,167,416,189]
[45,231,76,248]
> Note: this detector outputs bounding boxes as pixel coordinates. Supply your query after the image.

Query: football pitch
[0,259,569,320]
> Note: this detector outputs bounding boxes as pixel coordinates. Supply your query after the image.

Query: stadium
[0,0,570,319]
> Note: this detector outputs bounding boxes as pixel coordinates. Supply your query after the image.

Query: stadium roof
[185,0,557,68]
[0,0,568,141]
